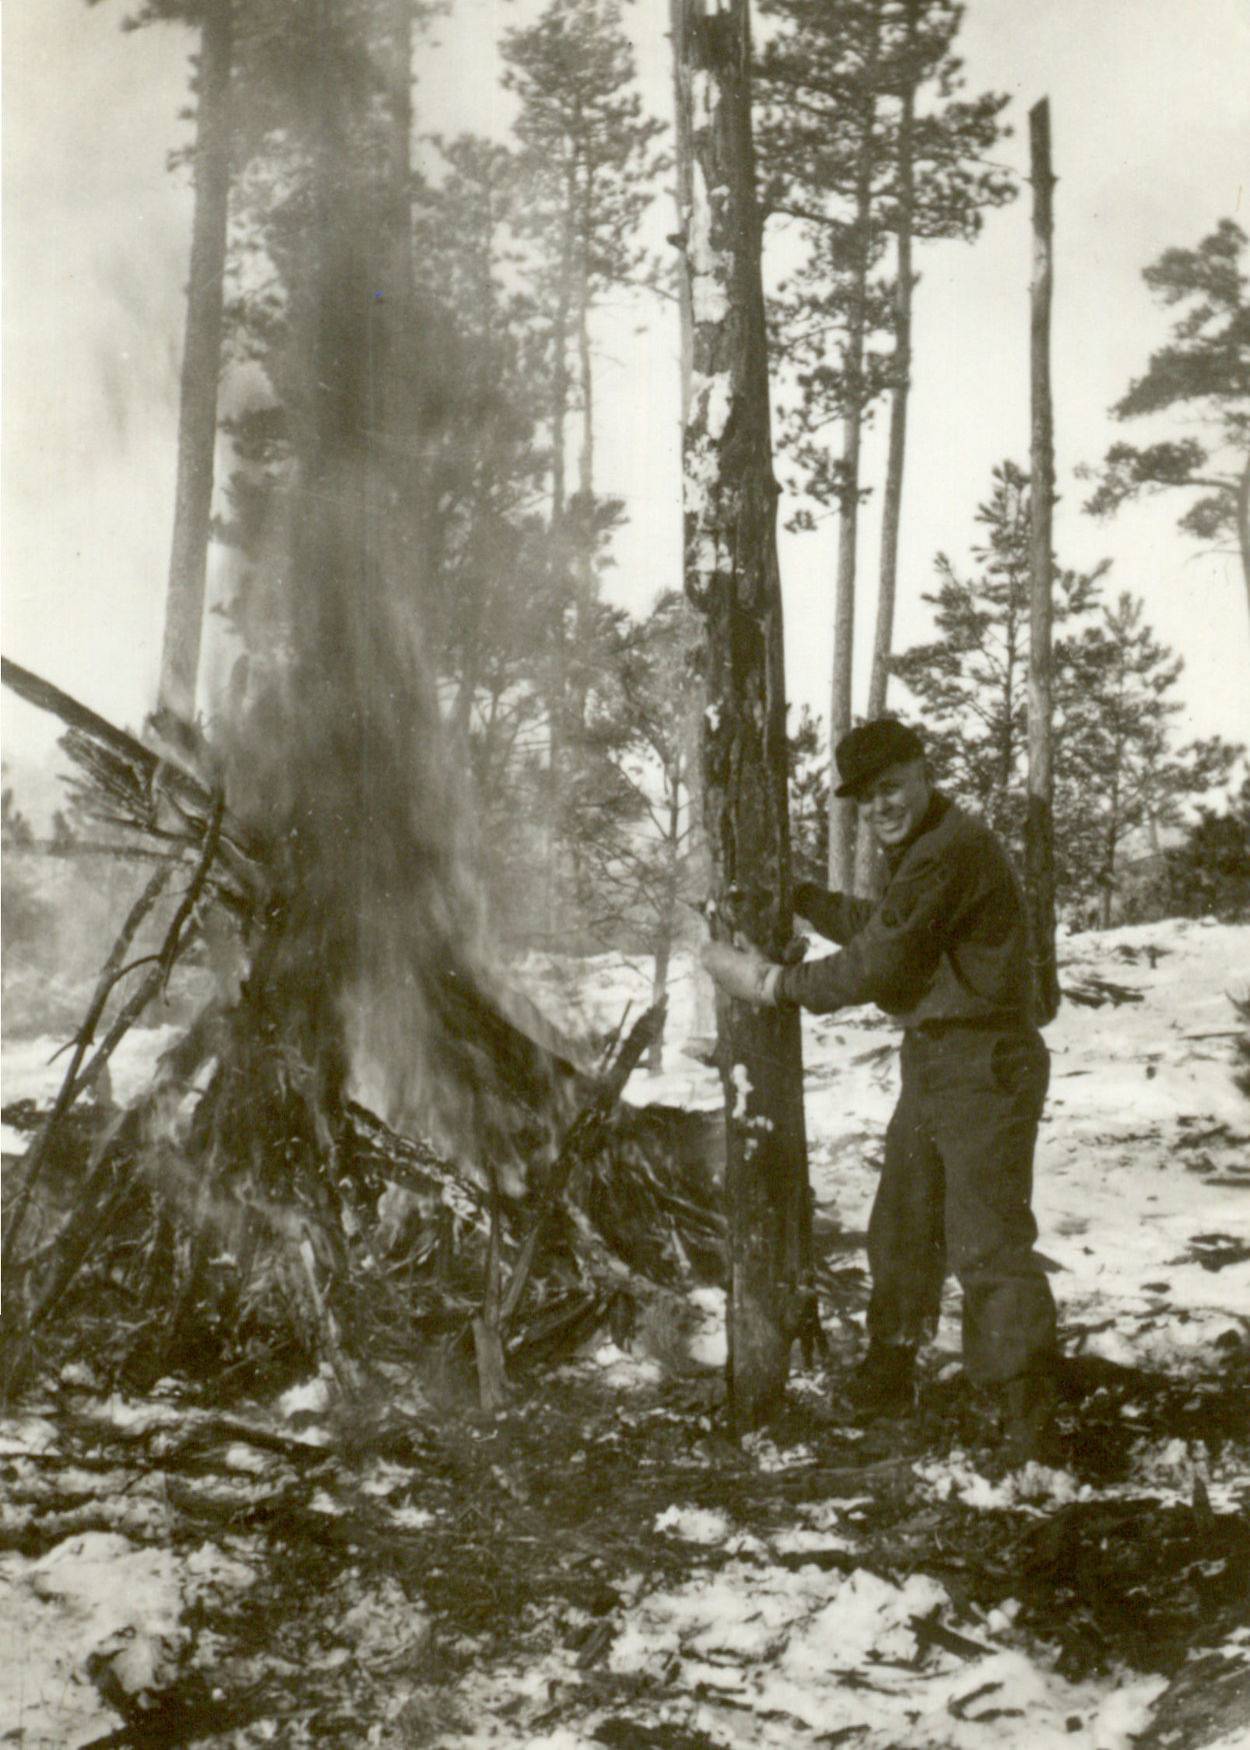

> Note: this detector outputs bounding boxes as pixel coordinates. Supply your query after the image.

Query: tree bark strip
[828,18,882,891]
[855,19,917,896]
[1026,99,1061,1022]
[158,0,234,723]
[672,0,812,1432]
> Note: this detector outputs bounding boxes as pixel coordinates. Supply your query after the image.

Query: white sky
[3,0,1248,821]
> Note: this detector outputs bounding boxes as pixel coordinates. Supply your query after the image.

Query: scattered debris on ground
[3,920,1248,1745]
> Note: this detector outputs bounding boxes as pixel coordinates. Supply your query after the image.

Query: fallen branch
[498,1001,666,1329]
[1,865,172,1278]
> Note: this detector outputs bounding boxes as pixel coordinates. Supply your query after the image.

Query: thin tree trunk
[670,0,712,1038]
[1026,99,1061,1023]
[158,0,233,723]
[573,199,597,698]
[577,210,595,505]
[1237,451,1250,638]
[649,935,672,1073]
[648,773,683,1072]
[673,0,812,1432]
[855,40,916,895]
[551,171,576,524]
[1098,837,1117,929]
[828,37,881,890]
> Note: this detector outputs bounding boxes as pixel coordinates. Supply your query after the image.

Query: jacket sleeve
[793,881,876,945]
[777,840,967,1014]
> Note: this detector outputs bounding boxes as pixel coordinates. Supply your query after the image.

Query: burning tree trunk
[1026,99,1061,1024]
[158,0,233,723]
[671,0,813,1431]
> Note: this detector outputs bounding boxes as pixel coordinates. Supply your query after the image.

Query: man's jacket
[775,794,1037,1030]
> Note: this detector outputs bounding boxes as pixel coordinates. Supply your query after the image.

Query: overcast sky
[3,0,1248,821]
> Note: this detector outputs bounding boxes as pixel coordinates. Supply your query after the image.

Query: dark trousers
[867,1027,1058,1386]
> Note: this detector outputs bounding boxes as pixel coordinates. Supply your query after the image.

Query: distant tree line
[788,459,1247,926]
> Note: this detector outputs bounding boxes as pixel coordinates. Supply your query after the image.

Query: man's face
[857,758,932,850]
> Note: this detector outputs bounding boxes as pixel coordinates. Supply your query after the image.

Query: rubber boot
[1001,1372,1062,1468]
[845,1343,916,1418]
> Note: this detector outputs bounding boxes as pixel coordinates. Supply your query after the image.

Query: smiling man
[703,719,1060,1467]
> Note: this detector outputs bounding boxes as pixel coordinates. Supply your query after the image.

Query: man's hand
[702,937,781,1006]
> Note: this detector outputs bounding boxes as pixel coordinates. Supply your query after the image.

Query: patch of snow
[0,1415,59,1456]
[770,1524,855,1556]
[587,1341,663,1387]
[390,1505,436,1530]
[96,1394,182,1435]
[915,1451,1085,1511]
[654,1504,730,1544]
[742,1432,814,1473]
[1090,1673,1170,1747]
[0,1533,183,1745]
[225,1441,276,1477]
[335,1578,430,1670]
[359,1460,413,1498]
[729,1060,751,1119]
[279,1372,333,1418]
[686,1285,727,1368]
[182,1542,258,1598]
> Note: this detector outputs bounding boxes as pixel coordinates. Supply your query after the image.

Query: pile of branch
[0,660,725,1410]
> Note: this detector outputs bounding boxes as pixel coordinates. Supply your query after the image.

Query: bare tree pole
[855,0,918,895]
[828,14,882,891]
[1026,98,1061,1022]
[671,0,813,1431]
[158,0,233,724]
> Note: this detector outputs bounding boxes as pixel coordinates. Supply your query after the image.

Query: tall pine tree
[1085,219,1250,636]
[756,0,1013,888]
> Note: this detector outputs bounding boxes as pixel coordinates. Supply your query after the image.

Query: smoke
[202,0,570,1183]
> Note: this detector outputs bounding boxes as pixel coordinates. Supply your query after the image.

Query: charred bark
[1026,100,1061,1023]
[672,0,813,1431]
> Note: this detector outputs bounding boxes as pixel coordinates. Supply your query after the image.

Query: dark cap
[834,720,925,799]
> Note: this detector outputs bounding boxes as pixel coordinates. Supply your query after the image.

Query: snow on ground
[1,917,1247,1746]
[0,1521,257,1748]
[447,1508,1174,1750]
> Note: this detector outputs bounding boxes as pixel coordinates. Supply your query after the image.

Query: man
[703,719,1060,1466]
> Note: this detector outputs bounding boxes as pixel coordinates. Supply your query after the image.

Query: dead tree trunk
[828,26,881,892]
[669,0,717,1048]
[672,0,812,1432]
[1026,99,1061,1023]
[1237,452,1250,636]
[854,17,916,897]
[158,0,233,723]
[647,770,684,1073]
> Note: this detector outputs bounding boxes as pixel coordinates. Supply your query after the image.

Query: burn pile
[0,6,722,1415]
[0,654,723,1411]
